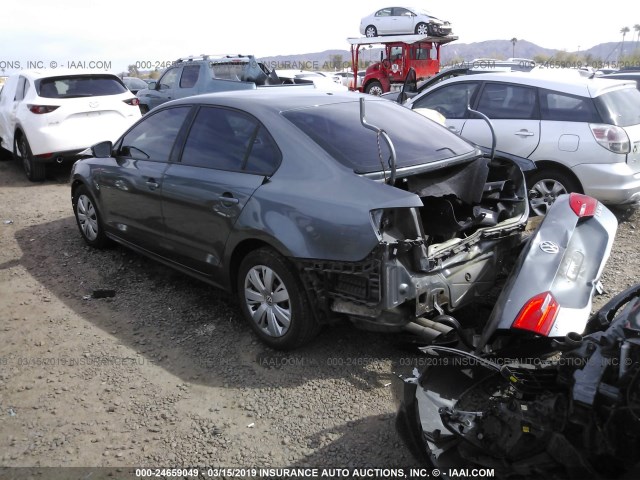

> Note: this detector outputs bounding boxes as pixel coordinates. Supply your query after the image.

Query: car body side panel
[228,174,423,263]
[160,165,265,276]
[460,119,541,158]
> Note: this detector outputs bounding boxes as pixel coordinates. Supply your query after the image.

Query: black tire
[15,134,46,181]
[365,25,377,37]
[0,147,12,161]
[237,248,318,350]
[415,22,429,35]
[365,80,384,96]
[72,185,110,248]
[526,167,582,216]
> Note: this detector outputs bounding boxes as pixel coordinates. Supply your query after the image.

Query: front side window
[158,68,180,90]
[181,107,280,174]
[413,82,479,119]
[118,107,191,162]
[394,7,412,16]
[476,83,538,120]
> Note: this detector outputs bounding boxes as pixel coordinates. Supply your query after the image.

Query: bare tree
[510,37,518,58]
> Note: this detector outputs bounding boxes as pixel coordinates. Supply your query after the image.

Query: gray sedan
[71,90,530,349]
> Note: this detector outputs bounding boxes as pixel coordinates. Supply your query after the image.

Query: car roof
[167,89,378,112]
[427,70,637,97]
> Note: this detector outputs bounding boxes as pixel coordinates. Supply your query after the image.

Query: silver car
[404,71,640,215]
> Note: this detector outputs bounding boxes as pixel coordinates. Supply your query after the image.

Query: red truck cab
[348,34,457,95]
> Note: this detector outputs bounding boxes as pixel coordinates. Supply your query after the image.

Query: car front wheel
[237,248,318,350]
[527,168,581,216]
[15,134,46,181]
[415,22,429,35]
[365,81,384,96]
[73,185,110,248]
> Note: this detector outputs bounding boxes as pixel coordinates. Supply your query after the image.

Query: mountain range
[258,40,639,71]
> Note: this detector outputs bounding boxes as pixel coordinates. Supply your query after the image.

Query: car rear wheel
[415,22,429,35]
[238,248,318,350]
[15,134,46,182]
[73,185,110,248]
[365,25,377,37]
[527,168,581,216]
[365,81,384,96]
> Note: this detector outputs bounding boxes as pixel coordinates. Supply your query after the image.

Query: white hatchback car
[405,71,640,215]
[0,70,141,181]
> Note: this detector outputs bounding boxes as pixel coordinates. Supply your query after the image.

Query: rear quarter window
[539,89,600,122]
[594,87,640,127]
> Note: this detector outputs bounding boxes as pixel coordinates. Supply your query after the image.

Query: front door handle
[218,195,239,206]
[514,130,535,137]
[448,125,460,134]
[145,179,159,190]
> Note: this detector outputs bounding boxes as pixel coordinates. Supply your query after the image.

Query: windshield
[282,100,477,174]
[594,87,640,127]
[36,75,127,98]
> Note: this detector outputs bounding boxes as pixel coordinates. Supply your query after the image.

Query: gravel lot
[0,155,638,475]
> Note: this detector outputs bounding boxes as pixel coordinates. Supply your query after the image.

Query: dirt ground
[1,156,639,477]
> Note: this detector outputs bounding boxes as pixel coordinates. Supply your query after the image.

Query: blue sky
[1,0,638,74]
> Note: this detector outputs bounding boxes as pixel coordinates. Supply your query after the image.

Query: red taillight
[28,105,59,114]
[512,291,559,336]
[124,98,140,106]
[569,193,598,217]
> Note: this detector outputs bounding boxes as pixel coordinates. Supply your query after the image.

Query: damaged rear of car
[275,95,531,346]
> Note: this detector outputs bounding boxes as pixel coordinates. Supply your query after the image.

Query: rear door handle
[145,179,160,190]
[448,126,460,134]
[514,130,535,137]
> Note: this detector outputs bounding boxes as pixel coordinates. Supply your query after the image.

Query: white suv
[405,71,640,215]
[0,70,141,181]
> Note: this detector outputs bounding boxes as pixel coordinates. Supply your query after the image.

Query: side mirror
[147,81,157,90]
[91,141,113,158]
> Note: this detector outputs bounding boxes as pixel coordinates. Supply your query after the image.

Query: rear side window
[37,75,127,98]
[539,90,600,122]
[413,82,479,119]
[14,76,30,101]
[476,83,538,120]
[594,88,640,127]
[181,107,280,174]
[179,65,200,88]
[118,107,191,162]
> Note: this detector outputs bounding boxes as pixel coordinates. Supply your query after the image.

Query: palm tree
[635,24,640,49]
[510,37,517,58]
[620,26,630,59]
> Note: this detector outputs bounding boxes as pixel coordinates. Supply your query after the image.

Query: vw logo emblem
[540,241,560,254]
[89,101,99,109]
